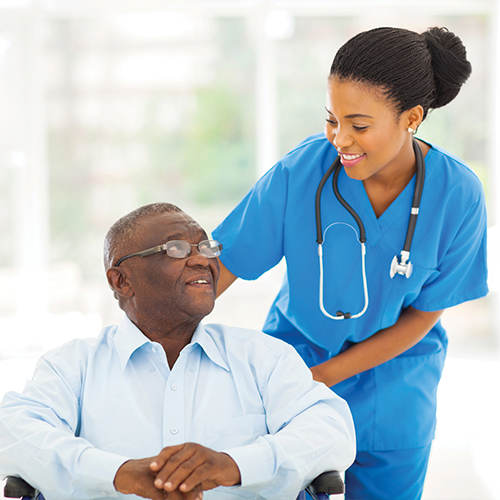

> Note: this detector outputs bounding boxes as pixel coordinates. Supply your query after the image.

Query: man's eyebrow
[164,232,184,241]
[324,107,373,119]
[163,230,208,242]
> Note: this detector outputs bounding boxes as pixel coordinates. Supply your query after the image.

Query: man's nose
[186,247,210,266]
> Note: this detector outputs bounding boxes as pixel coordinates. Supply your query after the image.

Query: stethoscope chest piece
[390,251,413,279]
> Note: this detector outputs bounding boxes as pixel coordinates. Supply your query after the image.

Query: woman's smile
[340,153,366,168]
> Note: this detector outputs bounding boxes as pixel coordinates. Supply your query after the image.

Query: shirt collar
[114,316,229,372]
[190,323,229,372]
[114,316,152,372]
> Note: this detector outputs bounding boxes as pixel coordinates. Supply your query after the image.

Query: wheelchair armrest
[4,476,37,498]
[306,470,344,497]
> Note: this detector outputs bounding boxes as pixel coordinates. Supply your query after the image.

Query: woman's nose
[333,127,353,151]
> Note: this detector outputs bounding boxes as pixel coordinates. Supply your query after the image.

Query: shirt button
[190,367,196,372]
[171,428,178,434]
[149,367,155,372]
[170,384,177,391]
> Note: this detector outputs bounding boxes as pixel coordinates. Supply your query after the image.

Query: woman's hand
[310,306,443,387]
[311,363,335,386]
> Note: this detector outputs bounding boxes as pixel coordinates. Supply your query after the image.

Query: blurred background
[0,0,499,498]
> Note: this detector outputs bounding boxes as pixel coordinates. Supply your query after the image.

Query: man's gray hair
[104,203,183,270]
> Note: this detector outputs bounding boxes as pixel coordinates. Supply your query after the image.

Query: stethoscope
[315,138,425,320]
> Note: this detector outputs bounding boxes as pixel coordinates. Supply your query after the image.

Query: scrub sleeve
[212,133,488,497]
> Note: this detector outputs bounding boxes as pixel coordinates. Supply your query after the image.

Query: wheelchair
[4,470,344,500]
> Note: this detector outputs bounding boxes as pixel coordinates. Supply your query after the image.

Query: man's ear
[106,267,134,299]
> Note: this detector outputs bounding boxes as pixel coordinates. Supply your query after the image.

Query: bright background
[0,1,499,499]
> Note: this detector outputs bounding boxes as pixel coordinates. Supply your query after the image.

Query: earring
[408,127,416,134]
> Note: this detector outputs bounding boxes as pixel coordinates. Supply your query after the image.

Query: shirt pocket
[381,262,439,326]
[204,414,267,450]
[373,349,446,450]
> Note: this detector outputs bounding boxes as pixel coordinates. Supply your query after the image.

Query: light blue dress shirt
[0,316,355,500]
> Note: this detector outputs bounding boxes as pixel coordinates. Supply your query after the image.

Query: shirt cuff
[78,448,129,498]
[223,438,275,488]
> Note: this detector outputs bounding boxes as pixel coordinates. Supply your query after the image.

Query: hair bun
[422,27,472,109]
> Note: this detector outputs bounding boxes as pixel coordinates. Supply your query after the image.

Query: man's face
[120,211,220,327]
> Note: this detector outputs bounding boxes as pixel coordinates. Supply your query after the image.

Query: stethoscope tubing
[403,139,426,253]
[318,223,369,320]
[315,159,338,245]
[315,138,425,320]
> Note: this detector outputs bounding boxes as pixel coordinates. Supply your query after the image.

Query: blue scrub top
[212,133,488,451]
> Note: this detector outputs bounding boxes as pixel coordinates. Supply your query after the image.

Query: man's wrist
[114,459,134,493]
[219,452,241,486]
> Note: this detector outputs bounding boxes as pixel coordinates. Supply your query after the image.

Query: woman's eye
[325,119,337,126]
[353,126,368,131]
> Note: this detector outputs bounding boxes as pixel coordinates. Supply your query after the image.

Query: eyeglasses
[115,239,223,266]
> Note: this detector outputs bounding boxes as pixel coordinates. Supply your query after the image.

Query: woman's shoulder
[424,141,485,196]
[426,141,479,175]
[277,132,337,174]
[289,132,329,150]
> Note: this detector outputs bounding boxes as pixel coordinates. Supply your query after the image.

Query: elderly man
[0,203,355,500]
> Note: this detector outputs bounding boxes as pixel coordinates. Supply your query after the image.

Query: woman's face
[324,77,414,182]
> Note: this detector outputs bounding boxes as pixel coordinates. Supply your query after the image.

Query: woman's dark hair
[329,27,472,120]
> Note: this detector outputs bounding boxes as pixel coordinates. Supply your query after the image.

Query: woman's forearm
[216,258,238,297]
[311,306,443,387]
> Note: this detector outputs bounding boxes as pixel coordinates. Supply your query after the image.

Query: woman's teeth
[342,153,363,160]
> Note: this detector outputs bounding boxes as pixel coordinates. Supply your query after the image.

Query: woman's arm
[311,306,443,387]
[216,258,238,297]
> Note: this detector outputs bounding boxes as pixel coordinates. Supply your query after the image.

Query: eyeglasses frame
[114,239,222,267]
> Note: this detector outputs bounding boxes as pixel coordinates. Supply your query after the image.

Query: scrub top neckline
[341,144,437,248]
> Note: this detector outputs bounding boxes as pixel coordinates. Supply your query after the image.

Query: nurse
[212,27,488,500]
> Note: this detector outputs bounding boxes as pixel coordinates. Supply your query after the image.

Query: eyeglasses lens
[199,240,223,258]
[165,240,222,259]
[166,241,191,258]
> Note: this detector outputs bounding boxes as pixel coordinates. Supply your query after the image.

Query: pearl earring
[408,127,416,134]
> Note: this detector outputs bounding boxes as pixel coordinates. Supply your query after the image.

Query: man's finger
[164,483,203,500]
[158,449,206,491]
[177,463,215,493]
[154,444,201,490]
[171,451,239,493]
[180,484,204,500]
[150,444,188,472]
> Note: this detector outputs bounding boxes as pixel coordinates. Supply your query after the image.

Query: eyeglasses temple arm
[134,244,168,258]
[115,244,167,266]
